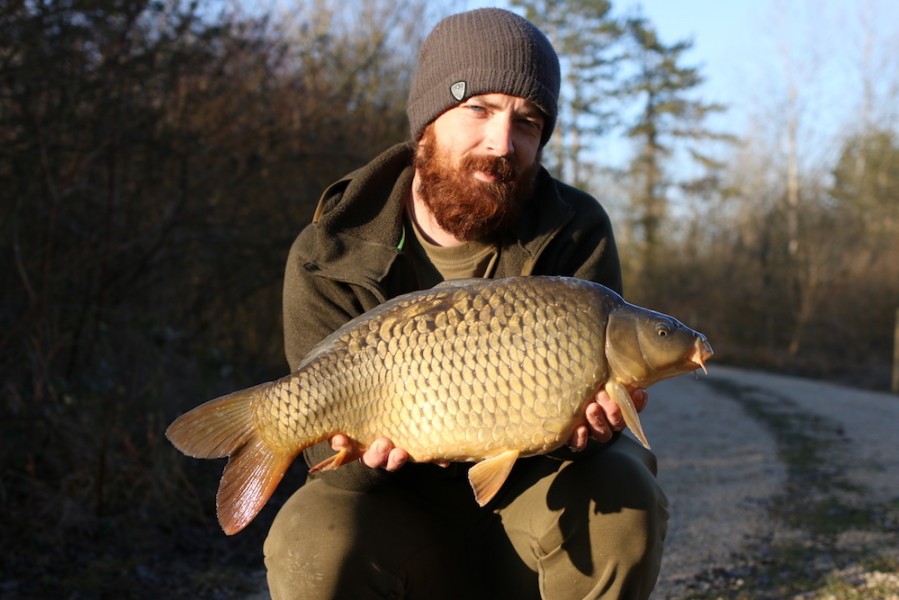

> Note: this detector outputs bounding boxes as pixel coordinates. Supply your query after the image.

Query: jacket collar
[307,142,575,283]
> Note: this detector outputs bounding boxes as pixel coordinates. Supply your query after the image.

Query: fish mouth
[689,337,714,374]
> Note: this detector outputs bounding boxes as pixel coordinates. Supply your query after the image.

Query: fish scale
[167,276,713,535]
[269,280,587,459]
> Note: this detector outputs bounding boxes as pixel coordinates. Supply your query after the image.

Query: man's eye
[517,118,542,133]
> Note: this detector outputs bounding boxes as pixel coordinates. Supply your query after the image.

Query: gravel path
[643,365,899,599]
[639,370,785,597]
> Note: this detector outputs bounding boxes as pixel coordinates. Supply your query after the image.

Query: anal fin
[468,449,519,507]
[217,437,296,535]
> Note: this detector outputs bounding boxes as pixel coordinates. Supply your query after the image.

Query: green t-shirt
[403,214,499,288]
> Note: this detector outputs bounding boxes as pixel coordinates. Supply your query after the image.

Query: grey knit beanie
[407,8,561,147]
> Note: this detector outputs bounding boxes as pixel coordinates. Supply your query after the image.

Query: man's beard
[412,128,540,242]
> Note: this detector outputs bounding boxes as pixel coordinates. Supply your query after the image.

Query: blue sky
[612,1,896,133]
[463,0,897,150]
[272,0,896,158]
[622,1,755,109]
[446,0,899,212]
[461,0,761,125]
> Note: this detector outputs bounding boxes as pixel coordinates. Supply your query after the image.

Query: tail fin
[166,383,297,535]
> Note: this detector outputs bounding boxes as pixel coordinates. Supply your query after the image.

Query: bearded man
[264,8,668,600]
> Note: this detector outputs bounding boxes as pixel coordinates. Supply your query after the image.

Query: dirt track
[644,366,899,598]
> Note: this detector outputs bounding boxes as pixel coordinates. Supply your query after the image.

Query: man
[264,8,668,599]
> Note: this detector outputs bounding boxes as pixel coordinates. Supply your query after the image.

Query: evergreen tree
[621,16,727,283]
[509,0,624,186]
[830,128,899,240]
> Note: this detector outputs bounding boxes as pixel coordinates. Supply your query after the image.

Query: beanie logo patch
[450,81,467,102]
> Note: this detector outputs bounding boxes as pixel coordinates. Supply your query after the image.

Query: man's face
[413,93,544,242]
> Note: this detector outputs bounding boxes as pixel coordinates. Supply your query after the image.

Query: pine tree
[830,129,899,240]
[621,16,728,282]
[509,0,623,186]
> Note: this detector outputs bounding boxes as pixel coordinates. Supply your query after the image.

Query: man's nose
[483,116,514,157]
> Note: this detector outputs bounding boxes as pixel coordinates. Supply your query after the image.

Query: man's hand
[329,434,410,471]
[567,387,648,451]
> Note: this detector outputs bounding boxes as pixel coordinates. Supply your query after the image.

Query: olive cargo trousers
[264,436,668,599]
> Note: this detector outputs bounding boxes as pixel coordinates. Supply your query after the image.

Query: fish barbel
[166,276,713,534]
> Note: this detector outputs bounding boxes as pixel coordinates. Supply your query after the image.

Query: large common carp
[167,276,713,534]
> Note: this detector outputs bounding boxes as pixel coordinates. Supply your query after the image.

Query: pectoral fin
[468,449,520,506]
[606,381,651,449]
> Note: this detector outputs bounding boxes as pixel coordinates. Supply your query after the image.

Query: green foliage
[830,129,899,238]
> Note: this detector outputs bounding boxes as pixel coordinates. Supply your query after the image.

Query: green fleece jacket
[283,142,623,491]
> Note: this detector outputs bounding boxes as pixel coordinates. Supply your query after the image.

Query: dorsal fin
[296,278,494,370]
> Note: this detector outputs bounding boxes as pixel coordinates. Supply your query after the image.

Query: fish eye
[656,322,672,337]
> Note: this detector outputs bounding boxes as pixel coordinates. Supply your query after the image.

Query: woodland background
[2,0,897,597]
